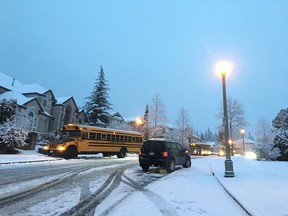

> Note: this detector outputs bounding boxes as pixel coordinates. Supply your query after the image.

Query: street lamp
[240,129,245,155]
[216,61,234,177]
[135,117,143,132]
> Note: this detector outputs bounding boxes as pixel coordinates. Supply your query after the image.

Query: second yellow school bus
[44,124,143,159]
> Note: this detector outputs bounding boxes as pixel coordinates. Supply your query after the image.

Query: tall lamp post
[216,61,234,177]
[240,129,245,155]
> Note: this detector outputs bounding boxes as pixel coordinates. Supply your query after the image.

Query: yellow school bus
[43,124,143,159]
[188,143,212,156]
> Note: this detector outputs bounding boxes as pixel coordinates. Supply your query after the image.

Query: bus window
[131,137,135,142]
[116,135,120,141]
[102,134,107,140]
[120,136,124,142]
[124,136,128,142]
[112,135,115,141]
[62,130,81,138]
[107,134,111,140]
[90,132,96,139]
[128,136,132,142]
[82,132,88,139]
[96,133,101,140]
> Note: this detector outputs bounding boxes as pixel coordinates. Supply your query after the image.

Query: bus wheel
[117,148,127,158]
[64,146,78,159]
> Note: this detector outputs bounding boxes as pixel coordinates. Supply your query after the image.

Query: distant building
[233,138,257,154]
[0,72,87,133]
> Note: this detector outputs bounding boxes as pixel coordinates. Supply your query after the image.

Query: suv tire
[166,159,175,173]
[141,164,149,172]
[183,157,191,168]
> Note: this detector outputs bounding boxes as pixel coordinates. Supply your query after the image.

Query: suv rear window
[142,140,164,152]
[165,142,177,151]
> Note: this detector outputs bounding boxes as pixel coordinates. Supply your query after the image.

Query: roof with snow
[0,91,32,105]
[0,72,75,107]
[0,72,49,94]
[0,72,51,105]
[56,97,71,104]
[21,83,47,94]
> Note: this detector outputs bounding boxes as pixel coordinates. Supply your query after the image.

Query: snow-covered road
[1,151,288,216]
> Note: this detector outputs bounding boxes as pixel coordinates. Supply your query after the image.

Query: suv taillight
[162,151,169,157]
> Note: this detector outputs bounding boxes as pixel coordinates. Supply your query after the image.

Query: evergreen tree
[143,104,150,140]
[0,116,27,150]
[0,99,17,124]
[272,108,288,161]
[0,99,27,153]
[84,66,112,126]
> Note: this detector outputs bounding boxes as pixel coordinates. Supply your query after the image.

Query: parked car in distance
[139,139,191,173]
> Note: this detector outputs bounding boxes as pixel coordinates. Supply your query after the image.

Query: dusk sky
[0,1,287,135]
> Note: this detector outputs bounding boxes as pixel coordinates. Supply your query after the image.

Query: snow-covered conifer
[0,99,17,124]
[0,116,27,149]
[272,108,288,161]
[142,104,150,140]
[84,66,112,127]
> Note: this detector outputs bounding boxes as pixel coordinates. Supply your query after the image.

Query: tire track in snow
[60,164,134,216]
[121,172,179,216]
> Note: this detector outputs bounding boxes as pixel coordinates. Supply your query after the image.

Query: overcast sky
[0,0,288,135]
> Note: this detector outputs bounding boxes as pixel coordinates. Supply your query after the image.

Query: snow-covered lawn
[212,156,288,216]
[1,151,288,216]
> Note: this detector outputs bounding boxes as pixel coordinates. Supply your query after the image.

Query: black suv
[139,140,191,173]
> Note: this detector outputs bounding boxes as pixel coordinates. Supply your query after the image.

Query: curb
[210,163,253,216]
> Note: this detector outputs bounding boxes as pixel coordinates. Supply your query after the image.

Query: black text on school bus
[43,124,143,159]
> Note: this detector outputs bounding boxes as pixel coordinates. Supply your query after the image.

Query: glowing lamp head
[215,61,233,77]
[240,129,245,134]
[136,117,143,126]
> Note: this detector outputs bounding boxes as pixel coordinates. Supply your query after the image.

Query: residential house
[0,72,87,133]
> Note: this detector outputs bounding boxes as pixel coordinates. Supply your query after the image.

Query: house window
[43,100,47,107]
[27,111,37,131]
[63,105,72,125]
